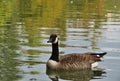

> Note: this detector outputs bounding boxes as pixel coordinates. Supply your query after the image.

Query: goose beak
[47,40,52,43]
[47,39,52,43]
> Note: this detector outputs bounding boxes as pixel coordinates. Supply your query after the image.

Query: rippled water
[0,0,120,81]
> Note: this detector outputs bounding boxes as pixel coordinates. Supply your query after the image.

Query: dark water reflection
[46,69,106,81]
[0,0,120,81]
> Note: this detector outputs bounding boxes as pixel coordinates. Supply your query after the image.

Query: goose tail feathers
[91,52,107,58]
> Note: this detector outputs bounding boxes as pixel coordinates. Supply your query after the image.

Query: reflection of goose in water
[47,34,107,70]
[46,68,106,81]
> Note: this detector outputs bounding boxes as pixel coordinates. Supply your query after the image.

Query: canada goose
[47,34,107,70]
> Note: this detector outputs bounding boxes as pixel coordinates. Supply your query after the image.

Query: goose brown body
[47,34,107,70]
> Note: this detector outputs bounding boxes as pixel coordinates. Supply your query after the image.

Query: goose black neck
[49,42,59,62]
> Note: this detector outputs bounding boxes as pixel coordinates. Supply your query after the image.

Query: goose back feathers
[47,34,107,70]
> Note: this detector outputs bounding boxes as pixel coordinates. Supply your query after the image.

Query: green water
[0,0,120,81]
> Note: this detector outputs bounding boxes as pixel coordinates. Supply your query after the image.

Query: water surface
[0,0,120,81]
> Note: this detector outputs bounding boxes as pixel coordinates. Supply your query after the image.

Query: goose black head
[47,34,58,44]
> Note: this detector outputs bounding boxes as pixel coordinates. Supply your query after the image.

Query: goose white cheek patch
[53,37,58,44]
